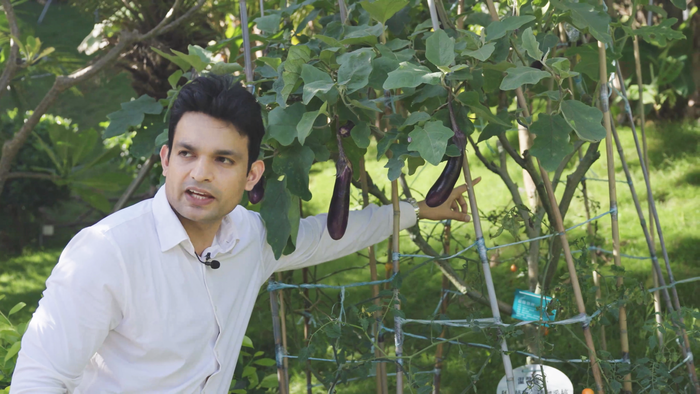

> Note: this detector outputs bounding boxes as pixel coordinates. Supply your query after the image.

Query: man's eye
[217,157,233,164]
[178,151,191,157]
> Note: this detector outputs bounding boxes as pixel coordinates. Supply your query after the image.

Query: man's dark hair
[168,74,264,170]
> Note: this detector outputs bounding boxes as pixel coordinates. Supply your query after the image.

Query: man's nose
[190,157,213,182]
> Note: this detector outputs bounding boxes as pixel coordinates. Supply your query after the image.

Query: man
[11,74,478,393]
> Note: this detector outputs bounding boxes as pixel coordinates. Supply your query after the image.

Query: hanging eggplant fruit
[425,152,463,207]
[248,175,265,204]
[328,121,354,240]
[425,100,467,208]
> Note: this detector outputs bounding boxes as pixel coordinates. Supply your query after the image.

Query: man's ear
[159,145,170,177]
[244,160,265,191]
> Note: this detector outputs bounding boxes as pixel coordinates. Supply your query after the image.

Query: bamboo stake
[391,180,404,394]
[613,65,700,390]
[459,140,516,394]
[596,31,631,393]
[538,165,605,393]
[275,272,290,385]
[432,222,451,394]
[302,268,312,394]
[632,35,664,348]
[269,278,289,394]
[360,157,388,394]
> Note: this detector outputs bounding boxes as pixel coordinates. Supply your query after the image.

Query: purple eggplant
[327,125,353,240]
[248,176,265,204]
[327,155,352,240]
[425,153,463,208]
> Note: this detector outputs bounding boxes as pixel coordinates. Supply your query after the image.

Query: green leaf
[301,64,335,104]
[477,121,508,143]
[383,62,442,89]
[152,47,193,71]
[360,0,408,24]
[425,30,455,68]
[500,66,550,90]
[551,0,611,45]
[341,24,384,46]
[408,121,453,166]
[670,0,686,10]
[73,186,111,213]
[462,42,496,62]
[521,27,543,60]
[4,341,20,363]
[485,15,535,41]
[255,14,282,34]
[545,57,579,79]
[267,103,305,146]
[351,121,371,149]
[528,114,574,171]
[104,95,163,139]
[296,102,327,145]
[560,100,606,142]
[210,62,244,75]
[400,111,430,129]
[272,144,315,201]
[633,18,685,47]
[566,43,612,80]
[456,91,511,127]
[254,358,277,367]
[242,336,254,348]
[171,48,208,73]
[337,48,376,94]
[261,178,292,259]
[168,70,183,88]
[8,302,26,316]
[384,156,404,180]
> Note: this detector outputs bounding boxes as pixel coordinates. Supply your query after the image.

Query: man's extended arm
[10,228,126,393]
[262,182,479,274]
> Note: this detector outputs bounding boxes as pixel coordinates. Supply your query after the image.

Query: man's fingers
[451,201,459,212]
[457,194,468,214]
[448,209,471,222]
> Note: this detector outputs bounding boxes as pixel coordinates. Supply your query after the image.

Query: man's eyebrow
[214,149,243,160]
[175,142,197,151]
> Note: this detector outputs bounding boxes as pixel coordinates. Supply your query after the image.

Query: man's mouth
[186,188,214,200]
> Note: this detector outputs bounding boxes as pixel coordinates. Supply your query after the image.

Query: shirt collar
[152,186,240,254]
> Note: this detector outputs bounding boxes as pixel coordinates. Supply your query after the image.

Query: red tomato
[544,327,550,336]
[582,389,595,394]
[510,264,517,272]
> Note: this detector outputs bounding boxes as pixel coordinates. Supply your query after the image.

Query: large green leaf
[528,114,574,171]
[560,100,606,142]
[267,103,305,146]
[151,47,191,71]
[341,24,384,46]
[633,19,685,47]
[272,144,315,201]
[400,111,430,129]
[296,102,327,145]
[384,156,405,181]
[383,62,442,89]
[104,95,163,138]
[462,43,496,62]
[500,66,551,90]
[425,30,455,68]
[456,91,511,127]
[360,0,408,24]
[255,14,282,34]
[407,121,453,166]
[485,15,535,42]
[131,114,167,158]
[551,0,611,45]
[521,27,543,60]
[337,48,376,94]
[351,121,371,149]
[261,178,292,259]
[301,64,336,104]
[565,43,613,80]
[670,0,686,10]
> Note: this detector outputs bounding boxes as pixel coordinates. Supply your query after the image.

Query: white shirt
[11,187,416,393]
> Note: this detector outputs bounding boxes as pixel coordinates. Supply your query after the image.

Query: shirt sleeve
[262,202,417,274]
[10,227,127,394]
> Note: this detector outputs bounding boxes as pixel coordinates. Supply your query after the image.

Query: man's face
[160,112,263,228]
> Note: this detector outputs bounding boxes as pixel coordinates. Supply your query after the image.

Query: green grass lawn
[2,120,698,392]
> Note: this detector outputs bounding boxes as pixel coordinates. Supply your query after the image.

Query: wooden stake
[269,277,289,394]
[391,180,404,394]
[432,222,451,394]
[360,157,388,394]
[613,65,700,391]
[597,32,631,394]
